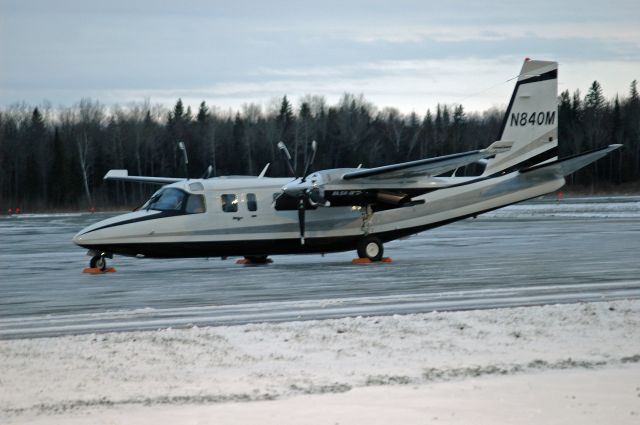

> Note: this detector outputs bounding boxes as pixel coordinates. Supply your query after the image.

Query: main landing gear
[357,236,383,261]
[353,236,392,264]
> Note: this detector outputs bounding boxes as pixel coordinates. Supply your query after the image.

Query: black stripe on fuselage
[498,68,558,140]
[76,193,548,259]
[80,211,181,235]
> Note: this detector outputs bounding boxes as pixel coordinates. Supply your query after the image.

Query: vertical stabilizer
[483,59,558,176]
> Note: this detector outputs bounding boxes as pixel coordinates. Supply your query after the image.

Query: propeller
[276,140,320,245]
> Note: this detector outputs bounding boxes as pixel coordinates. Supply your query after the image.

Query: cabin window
[247,193,257,211]
[453,163,485,177]
[185,194,206,214]
[221,194,238,212]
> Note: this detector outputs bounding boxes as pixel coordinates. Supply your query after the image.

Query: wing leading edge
[104,169,183,185]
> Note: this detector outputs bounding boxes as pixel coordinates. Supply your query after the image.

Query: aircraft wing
[104,169,183,185]
[342,141,512,181]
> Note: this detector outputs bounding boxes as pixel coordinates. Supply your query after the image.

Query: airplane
[73,59,621,271]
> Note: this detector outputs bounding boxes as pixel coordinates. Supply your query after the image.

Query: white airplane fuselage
[72,170,565,259]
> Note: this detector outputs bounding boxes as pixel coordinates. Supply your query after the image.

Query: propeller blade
[177,141,189,179]
[277,141,297,177]
[201,165,213,179]
[298,196,305,245]
[301,140,317,181]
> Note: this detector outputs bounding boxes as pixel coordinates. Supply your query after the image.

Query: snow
[483,196,640,219]
[13,367,638,425]
[2,300,640,424]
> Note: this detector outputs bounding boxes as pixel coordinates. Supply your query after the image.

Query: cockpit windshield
[142,188,187,212]
[140,187,206,214]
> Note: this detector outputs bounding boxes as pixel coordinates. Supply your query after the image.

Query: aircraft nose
[72,229,85,245]
[72,227,94,246]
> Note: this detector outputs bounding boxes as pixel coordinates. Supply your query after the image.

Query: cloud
[1,0,639,113]
[350,22,640,45]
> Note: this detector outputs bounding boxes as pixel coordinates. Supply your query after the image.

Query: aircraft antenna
[455,74,520,104]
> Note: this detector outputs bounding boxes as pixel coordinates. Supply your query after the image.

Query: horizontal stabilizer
[104,169,183,185]
[519,145,622,179]
[485,140,514,155]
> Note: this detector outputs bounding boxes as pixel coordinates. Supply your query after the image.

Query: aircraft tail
[482,59,558,176]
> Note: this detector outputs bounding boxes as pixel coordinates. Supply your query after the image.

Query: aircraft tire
[357,236,383,261]
[244,255,270,264]
[90,255,106,270]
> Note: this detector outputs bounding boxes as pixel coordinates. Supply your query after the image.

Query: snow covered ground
[2,299,639,424]
[2,196,640,338]
[2,197,639,423]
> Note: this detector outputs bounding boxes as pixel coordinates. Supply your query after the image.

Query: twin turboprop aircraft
[73,59,621,270]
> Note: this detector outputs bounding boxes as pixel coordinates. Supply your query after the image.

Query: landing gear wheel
[357,236,383,261]
[244,255,271,264]
[90,255,107,271]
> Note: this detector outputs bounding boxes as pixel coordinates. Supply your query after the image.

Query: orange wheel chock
[83,267,117,274]
[351,257,392,264]
[236,258,273,265]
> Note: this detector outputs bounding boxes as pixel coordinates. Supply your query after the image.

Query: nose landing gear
[90,255,107,270]
[83,251,116,274]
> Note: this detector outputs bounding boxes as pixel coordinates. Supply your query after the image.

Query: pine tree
[422,109,434,157]
[276,95,294,142]
[171,99,185,121]
[629,80,639,105]
[197,101,209,123]
[584,81,606,112]
[232,113,245,174]
[452,105,465,151]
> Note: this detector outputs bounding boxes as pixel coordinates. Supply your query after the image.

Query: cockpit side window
[221,194,238,212]
[185,194,206,214]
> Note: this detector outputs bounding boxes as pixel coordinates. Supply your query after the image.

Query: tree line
[0,80,638,211]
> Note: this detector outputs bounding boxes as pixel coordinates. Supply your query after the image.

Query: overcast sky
[1,0,639,114]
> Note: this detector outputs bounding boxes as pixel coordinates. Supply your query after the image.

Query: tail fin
[482,59,558,176]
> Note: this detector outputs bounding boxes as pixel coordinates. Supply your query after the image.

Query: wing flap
[104,169,183,185]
